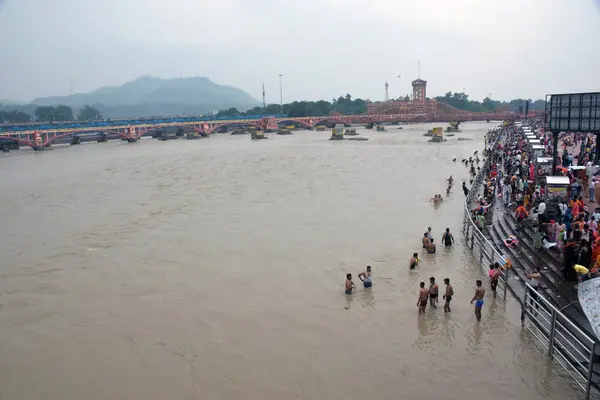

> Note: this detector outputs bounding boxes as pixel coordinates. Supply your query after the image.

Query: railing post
[479,235,484,262]
[503,267,508,300]
[470,232,475,249]
[521,285,527,323]
[585,342,596,400]
[547,309,557,358]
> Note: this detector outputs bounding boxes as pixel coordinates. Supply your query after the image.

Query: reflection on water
[0,122,580,400]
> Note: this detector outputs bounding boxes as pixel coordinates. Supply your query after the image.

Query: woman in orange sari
[572,200,580,218]
[577,197,585,214]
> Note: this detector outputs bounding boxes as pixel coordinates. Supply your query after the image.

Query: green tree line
[0,93,544,123]
[217,93,544,118]
[434,92,545,113]
[0,104,103,123]
[217,94,369,118]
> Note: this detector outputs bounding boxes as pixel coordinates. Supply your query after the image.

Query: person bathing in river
[422,233,430,249]
[442,228,455,247]
[443,278,454,313]
[409,253,420,270]
[462,182,469,196]
[447,175,454,186]
[471,280,485,321]
[426,238,437,254]
[417,282,429,314]
[358,266,372,288]
[345,273,356,294]
[429,277,439,308]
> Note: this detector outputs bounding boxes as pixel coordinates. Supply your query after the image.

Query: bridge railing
[0,114,290,134]
[462,130,509,300]
[522,283,598,400]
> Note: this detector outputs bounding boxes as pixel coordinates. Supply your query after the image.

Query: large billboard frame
[545,92,600,133]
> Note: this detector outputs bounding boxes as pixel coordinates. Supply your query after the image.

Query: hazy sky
[1,0,599,103]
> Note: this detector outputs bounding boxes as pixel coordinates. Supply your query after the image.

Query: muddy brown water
[0,122,579,399]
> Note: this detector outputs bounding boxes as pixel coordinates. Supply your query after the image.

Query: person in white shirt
[590,178,596,202]
[559,202,568,219]
[538,201,546,215]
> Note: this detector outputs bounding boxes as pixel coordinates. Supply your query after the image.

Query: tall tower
[412,79,427,104]
[385,81,389,101]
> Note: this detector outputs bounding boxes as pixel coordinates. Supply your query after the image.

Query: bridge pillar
[33,132,43,149]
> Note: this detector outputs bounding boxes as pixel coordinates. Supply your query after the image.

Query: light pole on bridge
[278,74,283,115]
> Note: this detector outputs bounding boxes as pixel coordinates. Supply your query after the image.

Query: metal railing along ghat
[467,126,600,399]
[522,283,598,400]
[462,130,509,299]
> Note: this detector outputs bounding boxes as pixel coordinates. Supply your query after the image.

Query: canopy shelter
[546,176,570,194]
[528,139,541,145]
[537,157,553,165]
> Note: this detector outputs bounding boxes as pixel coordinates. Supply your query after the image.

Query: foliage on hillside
[0,89,545,123]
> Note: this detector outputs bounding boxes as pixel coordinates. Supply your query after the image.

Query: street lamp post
[278,74,283,115]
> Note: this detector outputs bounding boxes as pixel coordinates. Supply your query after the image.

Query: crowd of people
[342,224,493,318]
[477,119,600,284]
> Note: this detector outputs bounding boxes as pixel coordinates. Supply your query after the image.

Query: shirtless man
[470,280,485,321]
[442,278,454,312]
[422,233,430,249]
[426,238,436,254]
[429,277,439,308]
[345,273,356,295]
[490,262,503,298]
[417,282,429,314]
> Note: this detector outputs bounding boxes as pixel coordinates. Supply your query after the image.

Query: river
[0,122,580,400]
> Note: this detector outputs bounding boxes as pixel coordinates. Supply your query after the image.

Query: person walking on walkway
[515,204,528,232]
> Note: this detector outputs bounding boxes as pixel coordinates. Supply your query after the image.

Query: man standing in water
[345,273,356,295]
[443,278,454,313]
[422,233,430,249]
[426,238,437,254]
[429,277,439,308]
[442,228,455,247]
[358,266,372,288]
[490,262,503,298]
[417,282,429,314]
[470,280,485,321]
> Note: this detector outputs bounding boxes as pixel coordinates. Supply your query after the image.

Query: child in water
[409,253,420,270]
[345,273,356,294]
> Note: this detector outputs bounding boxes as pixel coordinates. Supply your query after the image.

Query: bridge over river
[0,100,525,149]
[0,122,581,400]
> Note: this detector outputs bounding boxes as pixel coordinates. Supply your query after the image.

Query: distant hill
[30,76,260,118]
